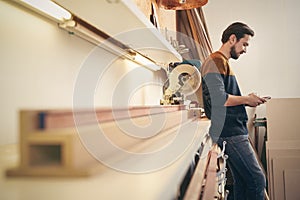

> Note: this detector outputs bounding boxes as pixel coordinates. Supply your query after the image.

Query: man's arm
[224,93,266,107]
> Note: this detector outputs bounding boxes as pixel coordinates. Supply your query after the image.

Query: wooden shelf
[3,105,222,199]
[6,106,207,177]
[56,0,182,65]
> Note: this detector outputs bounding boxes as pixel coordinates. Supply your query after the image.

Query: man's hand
[224,93,269,107]
[247,93,267,107]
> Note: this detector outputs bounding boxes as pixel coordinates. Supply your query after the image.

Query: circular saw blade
[168,64,201,96]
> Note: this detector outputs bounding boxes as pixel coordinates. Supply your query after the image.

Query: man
[201,22,266,199]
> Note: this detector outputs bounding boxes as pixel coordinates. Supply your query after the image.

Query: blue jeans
[217,135,266,200]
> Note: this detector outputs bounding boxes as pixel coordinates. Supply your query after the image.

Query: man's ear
[229,34,237,45]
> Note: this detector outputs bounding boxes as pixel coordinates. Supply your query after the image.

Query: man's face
[230,34,251,60]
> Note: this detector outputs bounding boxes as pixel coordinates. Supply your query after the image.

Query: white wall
[0,1,166,145]
[203,0,300,118]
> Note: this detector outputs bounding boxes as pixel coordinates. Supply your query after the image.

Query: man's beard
[230,46,239,60]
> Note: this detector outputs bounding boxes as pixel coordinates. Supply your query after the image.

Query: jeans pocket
[221,135,252,156]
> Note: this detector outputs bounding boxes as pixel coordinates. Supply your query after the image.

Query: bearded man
[201,22,266,200]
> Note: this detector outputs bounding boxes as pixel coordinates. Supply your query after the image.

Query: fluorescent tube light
[59,19,131,60]
[20,0,72,22]
[60,17,161,71]
[17,0,160,71]
[133,52,161,71]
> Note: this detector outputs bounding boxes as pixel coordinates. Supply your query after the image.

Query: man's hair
[221,22,254,43]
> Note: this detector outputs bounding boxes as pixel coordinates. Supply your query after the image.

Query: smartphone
[262,96,271,100]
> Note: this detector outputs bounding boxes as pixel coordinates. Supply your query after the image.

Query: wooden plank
[2,120,211,200]
[183,135,212,200]
[183,151,208,200]
[35,105,185,129]
[202,144,218,200]
[7,106,209,178]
